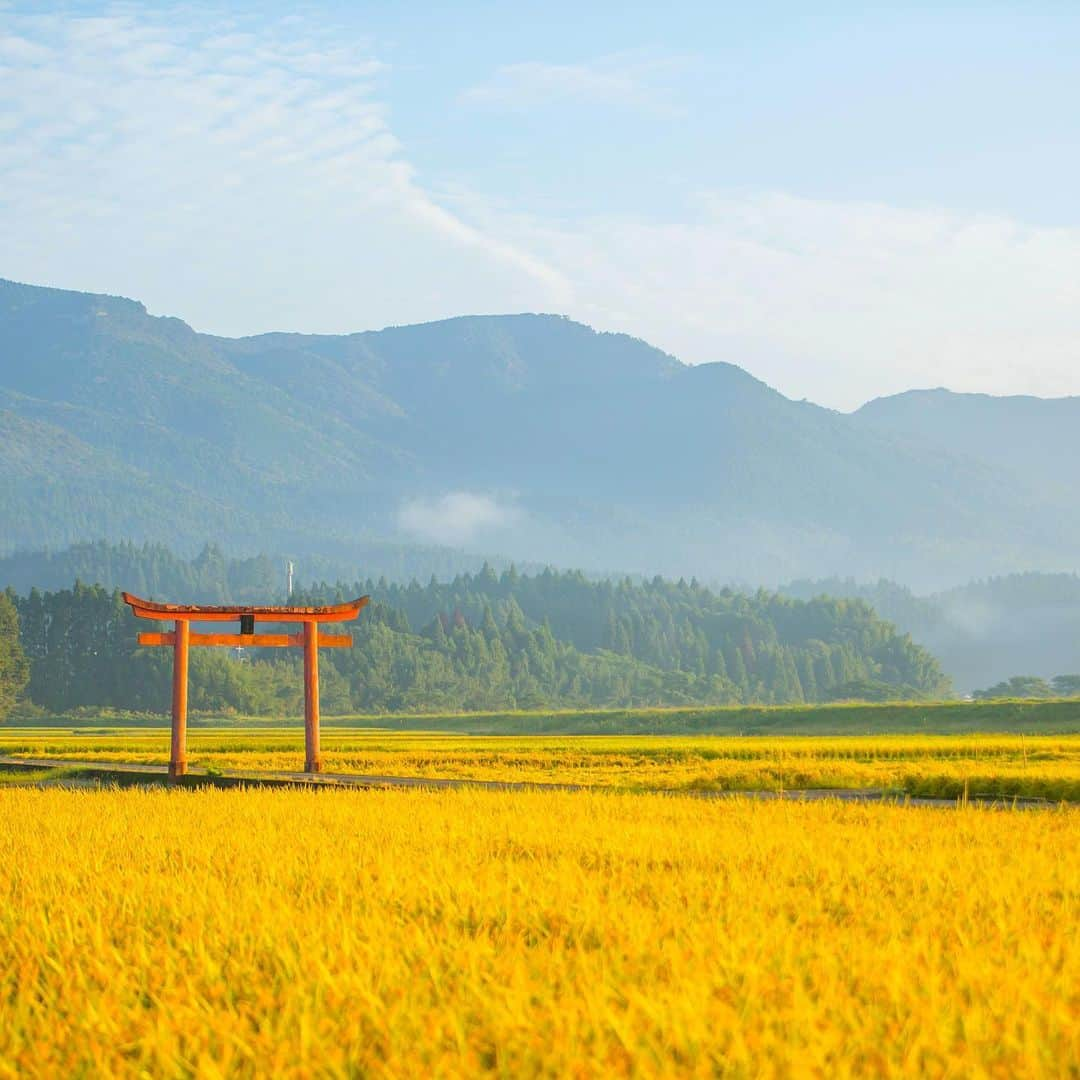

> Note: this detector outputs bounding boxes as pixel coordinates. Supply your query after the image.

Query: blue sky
[3,1,1080,408]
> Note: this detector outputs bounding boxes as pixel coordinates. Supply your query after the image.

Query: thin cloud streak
[459,52,687,112]
[0,5,569,332]
[459,192,1080,409]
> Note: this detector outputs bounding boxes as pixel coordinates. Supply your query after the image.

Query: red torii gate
[123,593,369,779]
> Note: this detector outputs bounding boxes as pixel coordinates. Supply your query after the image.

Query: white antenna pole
[287,560,294,599]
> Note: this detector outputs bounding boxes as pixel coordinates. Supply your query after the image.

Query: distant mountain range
[1,276,1077,588]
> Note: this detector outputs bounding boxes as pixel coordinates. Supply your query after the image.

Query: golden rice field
[0,787,1076,1077]
[2,728,1079,800]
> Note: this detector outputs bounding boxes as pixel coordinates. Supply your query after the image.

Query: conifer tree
[725,643,749,693]
[0,591,29,721]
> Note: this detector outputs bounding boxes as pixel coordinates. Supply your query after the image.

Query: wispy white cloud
[398,492,519,546]
[5,6,1080,409]
[0,4,570,332]
[452,191,1080,408]
[459,52,685,111]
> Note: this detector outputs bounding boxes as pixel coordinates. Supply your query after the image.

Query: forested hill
[781,573,1080,693]
[300,567,949,704]
[6,556,949,718]
[3,276,1079,587]
[11,546,1075,701]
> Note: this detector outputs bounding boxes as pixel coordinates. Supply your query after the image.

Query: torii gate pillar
[172,619,190,779]
[303,620,321,773]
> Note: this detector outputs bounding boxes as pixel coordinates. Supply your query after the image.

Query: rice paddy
[0,786,1076,1076]
[2,727,1079,801]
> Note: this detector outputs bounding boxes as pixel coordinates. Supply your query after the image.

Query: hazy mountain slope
[781,573,1080,692]
[214,309,1066,580]
[1,277,1077,586]
[0,279,408,540]
[855,388,1080,498]
[0,409,241,551]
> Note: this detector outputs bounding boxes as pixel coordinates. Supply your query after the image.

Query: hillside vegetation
[783,571,1080,691]
[5,564,948,716]
[7,541,1080,694]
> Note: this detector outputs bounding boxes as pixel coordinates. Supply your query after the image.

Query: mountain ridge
[1,276,1076,587]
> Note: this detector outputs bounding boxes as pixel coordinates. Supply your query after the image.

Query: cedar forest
[1,543,949,717]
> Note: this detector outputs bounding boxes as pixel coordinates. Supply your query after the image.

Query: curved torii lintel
[122,592,369,623]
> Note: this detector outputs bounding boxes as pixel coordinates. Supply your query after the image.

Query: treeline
[321,566,950,703]
[1,543,283,606]
[3,563,949,717]
[781,571,1080,693]
[0,540,529,602]
[782,571,1080,638]
[781,576,942,635]
[7,582,735,715]
[973,675,1080,700]
[0,592,28,719]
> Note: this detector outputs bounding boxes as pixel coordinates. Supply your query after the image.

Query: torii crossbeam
[123,593,369,778]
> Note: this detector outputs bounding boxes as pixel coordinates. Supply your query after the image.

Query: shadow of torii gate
[123,593,369,779]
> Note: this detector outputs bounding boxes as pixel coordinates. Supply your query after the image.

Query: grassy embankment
[11,697,1080,734]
